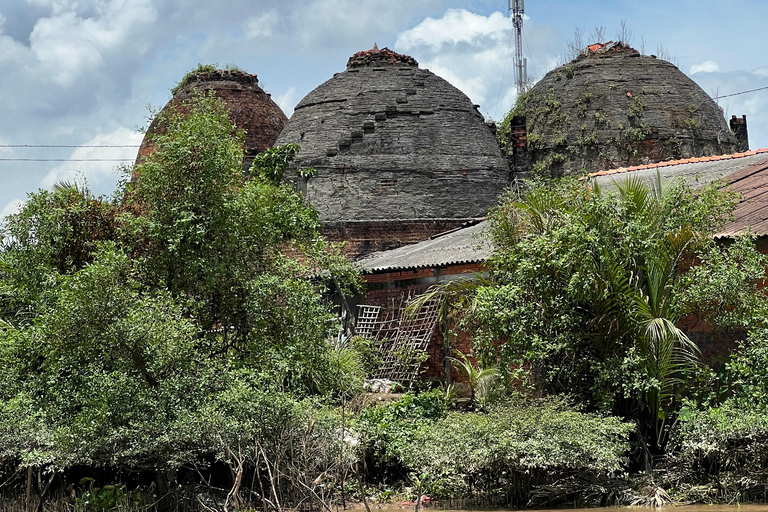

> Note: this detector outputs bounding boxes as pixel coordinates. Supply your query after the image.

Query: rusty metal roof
[716,157,768,238]
[356,221,491,272]
[589,148,768,179]
[590,149,768,194]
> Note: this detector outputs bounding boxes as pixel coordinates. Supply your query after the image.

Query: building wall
[362,262,485,381]
[325,219,478,260]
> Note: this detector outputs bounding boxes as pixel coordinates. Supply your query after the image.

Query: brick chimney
[730,115,749,152]
[509,115,529,178]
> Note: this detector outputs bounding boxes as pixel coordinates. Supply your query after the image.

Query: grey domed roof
[276,46,510,223]
[516,43,739,176]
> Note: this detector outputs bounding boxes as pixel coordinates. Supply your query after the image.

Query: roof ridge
[588,148,768,178]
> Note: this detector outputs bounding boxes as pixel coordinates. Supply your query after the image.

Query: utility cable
[715,85,768,100]
[0,144,139,148]
[0,158,133,162]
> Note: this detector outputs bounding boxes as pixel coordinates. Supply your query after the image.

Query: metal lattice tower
[509,0,527,95]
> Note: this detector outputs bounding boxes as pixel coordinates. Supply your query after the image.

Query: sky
[1,0,767,220]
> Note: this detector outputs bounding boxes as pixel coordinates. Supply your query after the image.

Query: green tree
[0,91,364,507]
[471,176,767,458]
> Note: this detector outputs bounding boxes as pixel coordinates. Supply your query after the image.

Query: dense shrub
[357,393,632,505]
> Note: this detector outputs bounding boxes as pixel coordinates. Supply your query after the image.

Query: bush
[357,393,632,505]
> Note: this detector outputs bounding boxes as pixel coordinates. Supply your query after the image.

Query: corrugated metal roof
[590,150,768,192]
[356,221,492,272]
[589,148,768,179]
[715,158,768,238]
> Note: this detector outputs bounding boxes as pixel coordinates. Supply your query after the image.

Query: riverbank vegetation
[2,94,768,511]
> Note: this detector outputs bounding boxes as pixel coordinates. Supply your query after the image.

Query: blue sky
[1,0,766,219]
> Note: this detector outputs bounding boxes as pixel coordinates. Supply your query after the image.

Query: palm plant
[449,350,500,408]
[405,275,489,382]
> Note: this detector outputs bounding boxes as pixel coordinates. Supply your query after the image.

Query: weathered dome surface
[276,47,510,223]
[516,44,739,176]
[136,69,287,169]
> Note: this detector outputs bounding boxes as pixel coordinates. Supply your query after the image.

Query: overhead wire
[0,143,138,163]
[0,144,140,148]
[0,158,133,162]
[714,85,768,100]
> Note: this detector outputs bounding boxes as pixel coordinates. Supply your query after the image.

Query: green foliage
[0,89,364,503]
[76,479,128,511]
[577,130,599,149]
[0,183,119,324]
[348,335,382,377]
[594,111,606,126]
[564,65,575,79]
[676,400,768,475]
[357,391,448,467]
[171,63,217,94]
[474,177,765,456]
[448,351,500,409]
[363,396,632,503]
[527,132,542,149]
[684,118,701,130]
[250,143,317,185]
[668,329,768,501]
[627,95,646,119]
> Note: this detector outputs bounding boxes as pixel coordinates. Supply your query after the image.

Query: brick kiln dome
[515,43,740,176]
[136,68,288,170]
[275,46,510,223]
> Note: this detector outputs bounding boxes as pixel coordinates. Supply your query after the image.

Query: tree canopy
[0,92,363,475]
[469,176,768,456]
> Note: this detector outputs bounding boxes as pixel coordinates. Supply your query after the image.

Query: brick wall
[135,70,287,174]
[361,262,486,382]
[323,219,480,260]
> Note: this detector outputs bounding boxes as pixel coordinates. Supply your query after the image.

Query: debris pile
[579,41,640,60]
[347,44,419,68]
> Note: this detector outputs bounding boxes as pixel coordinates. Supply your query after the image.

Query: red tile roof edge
[585,148,768,179]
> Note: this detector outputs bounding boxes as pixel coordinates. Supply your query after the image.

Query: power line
[0,144,139,148]
[715,85,768,100]
[0,158,133,162]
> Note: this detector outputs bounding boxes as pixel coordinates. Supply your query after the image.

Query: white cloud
[28,0,157,86]
[754,67,768,78]
[1,199,24,220]
[396,9,511,50]
[422,58,490,106]
[275,87,299,117]
[394,9,561,120]
[690,60,720,75]
[245,11,279,39]
[40,126,142,191]
[287,0,441,50]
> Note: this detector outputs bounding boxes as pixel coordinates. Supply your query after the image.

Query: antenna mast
[509,0,527,95]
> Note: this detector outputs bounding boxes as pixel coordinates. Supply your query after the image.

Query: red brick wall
[323,219,481,260]
[362,262,486,381]
[134,70,287,174]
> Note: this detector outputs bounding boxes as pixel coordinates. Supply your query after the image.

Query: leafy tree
[0,182,119,326]
[471,176,768,458]
[0,90,365,507]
